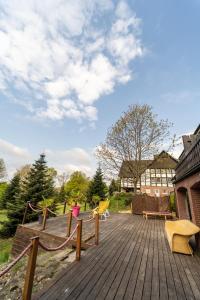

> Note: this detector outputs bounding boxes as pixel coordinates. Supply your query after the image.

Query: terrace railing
[175,134,200,182]
[0,213,100,300]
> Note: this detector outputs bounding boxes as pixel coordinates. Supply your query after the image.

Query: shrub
[109,192,133,210]
[170,192,176,212]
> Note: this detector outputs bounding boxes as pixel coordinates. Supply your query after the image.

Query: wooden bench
[165,220,200,255]
[143,211,173,220]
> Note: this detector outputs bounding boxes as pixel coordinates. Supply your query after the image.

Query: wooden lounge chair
[165,220,200,255]
[93,200,110,220]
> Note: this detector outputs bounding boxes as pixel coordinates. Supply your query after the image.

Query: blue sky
[0,0,199,177]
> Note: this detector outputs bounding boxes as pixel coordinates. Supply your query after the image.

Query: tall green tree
[0,182,8,209]
[109,179,119,196]
[87,167,107,204]
[2,174,21,207]
[65,171,90,205]
[22,153,55,205]
[0,173,25,237]
[57,184,66,203]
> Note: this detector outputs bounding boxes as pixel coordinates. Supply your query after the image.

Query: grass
[0,209,8,230]
[0,238,12,264]
[55,202,90,215]
[109,197,130,212]
[0,209,12,265]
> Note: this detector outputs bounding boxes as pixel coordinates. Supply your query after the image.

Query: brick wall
[175,171,200,225]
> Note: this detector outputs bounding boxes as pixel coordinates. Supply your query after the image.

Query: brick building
[173,125,200,230]
[119,151,178,197]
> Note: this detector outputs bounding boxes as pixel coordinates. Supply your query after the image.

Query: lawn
[0,238,12,264]
[0,209,12,264]
[0,209,8,230]
[109,196,131,212]
[55,202,90,215]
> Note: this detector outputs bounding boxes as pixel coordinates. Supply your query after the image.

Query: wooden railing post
[42,208,48,231]
[95,213,99,246]
[63,200,67,214]
[67,209,73,237]
[22,201,30,225]
[76,219,82,261]
[23,236,39,300]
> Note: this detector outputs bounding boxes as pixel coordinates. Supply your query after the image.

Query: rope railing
[0,243,32,278]
[82,216,95,223]
[0,218,83,300]
[47,207,58,216]
[66,210,99,246]
[22,202,58,231]
[28,202,42,213]
[1,210,100,300]
[38,225,78,252]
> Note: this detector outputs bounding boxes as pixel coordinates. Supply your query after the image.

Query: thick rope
[28,202,42,213]
[38,225,78,251]
[47,208,57,216]
[82,216,95,223]
[0,243,32,277]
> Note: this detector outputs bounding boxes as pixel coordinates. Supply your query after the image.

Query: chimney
[182,135,193,151]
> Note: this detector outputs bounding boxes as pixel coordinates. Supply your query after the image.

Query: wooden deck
[33,214,200,300]
[24,212,98,241]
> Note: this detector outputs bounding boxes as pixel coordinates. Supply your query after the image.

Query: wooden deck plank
[68,221,134,299]
[35,214,128,300]
[33,214,200,300]
[157,220,168,300]
[110,219,149,300]
[179,254,200,300]
[95,218,146,300]
[132,218,153,300]
[141,219,154,300]
[122,217,151,300]
[151,219,160,300]
[75,218,141,300]
[159,221,177,300]
[173,251,195,299]
[84,218,143,300]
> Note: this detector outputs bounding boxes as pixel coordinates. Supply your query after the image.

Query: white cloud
[0,139,30,158]
[0,138,95,179]
[0,0,144,123]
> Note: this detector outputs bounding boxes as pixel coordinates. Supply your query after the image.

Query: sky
[0,0,200,178]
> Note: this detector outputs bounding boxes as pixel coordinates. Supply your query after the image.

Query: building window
[161,177,167,186]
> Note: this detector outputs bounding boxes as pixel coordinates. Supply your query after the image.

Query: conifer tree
[87,166,106,204]
[0,173,24,237]
[22,153,55,205]
[2,173,21,207]
[108,179,119,196]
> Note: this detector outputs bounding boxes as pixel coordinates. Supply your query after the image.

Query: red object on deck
[72,205,80,217]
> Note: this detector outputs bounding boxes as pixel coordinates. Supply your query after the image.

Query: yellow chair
[165,220,200,255]
[93,200,110,220]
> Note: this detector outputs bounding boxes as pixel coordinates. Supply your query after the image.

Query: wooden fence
[131,194,170,214]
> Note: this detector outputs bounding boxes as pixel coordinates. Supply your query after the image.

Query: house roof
[119,151,178,178]
[119,160,152,178]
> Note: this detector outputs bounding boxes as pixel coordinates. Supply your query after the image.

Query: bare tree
[57,172,69,187]
[96,104,172,193]
[17,164,31,180]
